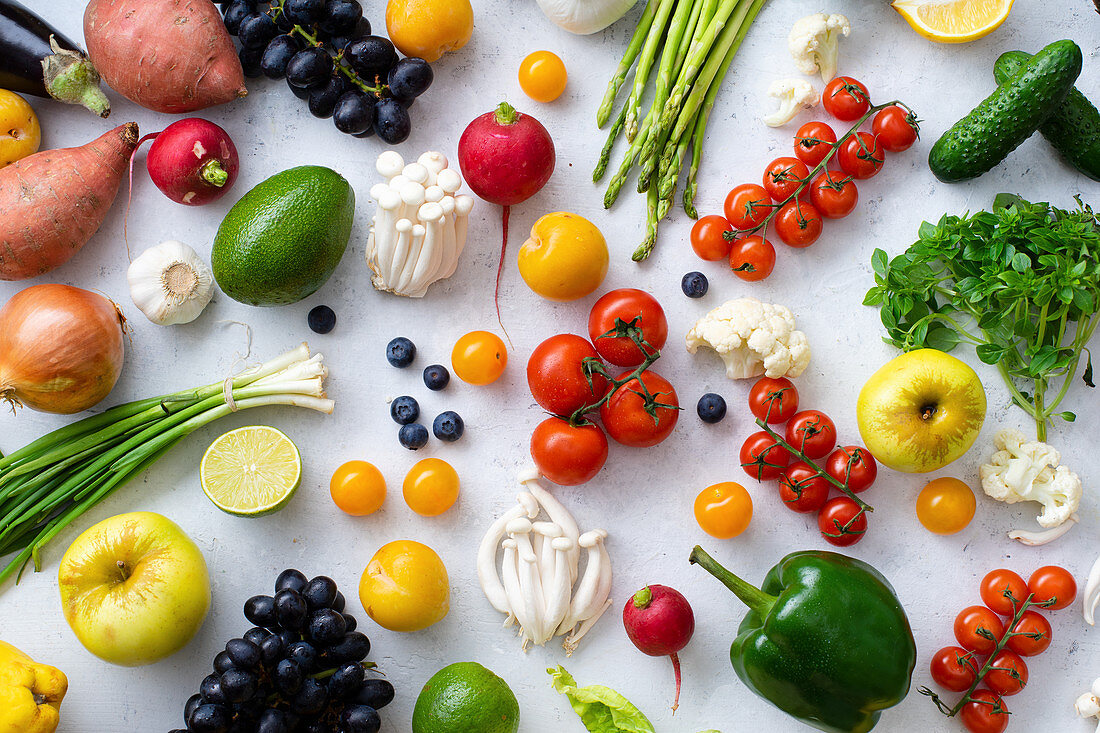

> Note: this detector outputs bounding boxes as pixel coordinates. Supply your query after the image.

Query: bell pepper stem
[690,546,777,616]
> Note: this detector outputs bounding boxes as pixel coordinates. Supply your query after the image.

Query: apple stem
[116,560,130,582]
[921,405,937,420]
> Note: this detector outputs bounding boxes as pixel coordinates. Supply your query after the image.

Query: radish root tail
[495,205,513,348]
[670,651,682,714]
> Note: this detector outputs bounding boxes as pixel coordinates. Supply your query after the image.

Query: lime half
[200,426,301,516]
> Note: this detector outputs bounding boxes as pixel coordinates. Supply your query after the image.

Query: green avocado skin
[212,165,355,307]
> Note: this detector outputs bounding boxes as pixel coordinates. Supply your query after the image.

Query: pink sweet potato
[0,122,138,281]
[83,0,247,114]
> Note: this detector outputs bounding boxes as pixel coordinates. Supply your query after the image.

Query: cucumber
[928,39,1083,183]
[995,49,1100,181]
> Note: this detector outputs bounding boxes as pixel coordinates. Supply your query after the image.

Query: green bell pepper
[689,546,916,733]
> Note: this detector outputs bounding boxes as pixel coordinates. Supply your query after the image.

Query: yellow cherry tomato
[518,50,568,103]
[451,331,507,385]
[403,458,460,516]
[518,212,609,302]
[385,0,473,63]
[0,90,40,168]
[916,477,976,535]
[329,460,386,516]
[694,482,753,539]
[359,539,449,632]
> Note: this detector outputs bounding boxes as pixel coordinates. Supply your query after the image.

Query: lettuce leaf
[548,666,655,733]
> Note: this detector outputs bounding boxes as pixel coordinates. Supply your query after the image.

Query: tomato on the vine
[1004,610,1051,657]
[873,105,918,152]
[784,410,837,459]
[774,200,823,249]
[822,76,870,121]
[690,214,734,261]
[694,482,753,539]
[723,183,772,231]
[729,235,776,282]
[527,334,609,416]
[793,121,837,167]
[1027,565,1077,610]
[779,461,830,513]
[748,376,799,423]
[599,370,679,447]
[954,605,1004,655]
[762,157,810,202]
[959,689,1009,733]
[838,132,885,180]
[979,569,1029,617]
[740,431,791,481]
[817,496,867,546]
[825,446,877,493]
[984,650,1028,697]
[588,288,668,367]
[929,646,980,692]
[809,172,858,219]
[530,417,608,486]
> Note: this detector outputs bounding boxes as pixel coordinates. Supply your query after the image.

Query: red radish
[458,101,555,326]
[137,118,239,205]
[622,584,695,713]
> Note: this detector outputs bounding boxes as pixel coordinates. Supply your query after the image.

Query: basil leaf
[976,343,1006,364]
[925,325,960,352]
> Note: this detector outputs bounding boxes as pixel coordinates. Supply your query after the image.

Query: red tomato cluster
[527,289,679,486]
[928,566,1078,733]
[690,77,918,282]
[738,376,877,546]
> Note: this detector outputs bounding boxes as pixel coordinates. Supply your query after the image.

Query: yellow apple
[57,512,210,667]
[857,349,987,473]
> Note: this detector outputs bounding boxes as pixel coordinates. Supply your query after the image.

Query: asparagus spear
[594,104,628,181]
[624,0,678,141]
[659,0,743,130]
[596,0,660,128]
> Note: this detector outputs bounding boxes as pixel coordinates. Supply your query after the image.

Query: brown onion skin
[0,284,126,414]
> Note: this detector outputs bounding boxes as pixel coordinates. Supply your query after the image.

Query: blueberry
[432,411,464,442]
[387,57,433,99]
[188,703,231,732]
[347,36,398,78]
[284,0,325,25]
[200,674,227,704]
[319,0,363,35]
[238,12,278,49]
[308,608,347,644]
[399,423,429,450]
[373,97,411,145]
[696,393,726,423]
[341,704,382,732]
[261,34,300,79]
[276,568,308,593]
[212,650,234,674]
[356,678,395,709]
[681,271,709,298]
[386,337,415,367]
[329,631,371,662]
[291,678,328,715]
[274,658,303,695]
[225,638,261,669]
[274,589,308,630]
[286,47,333,89]
[307,304,337,333]
[219,668,256,704]
[333,91,375,135]
[390,395,420,425]
[423,364,449,391]
[244,595,278,627]
[303,576,339,609]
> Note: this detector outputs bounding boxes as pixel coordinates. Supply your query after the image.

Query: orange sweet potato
[0,122,138,281]
[84,0,247,113]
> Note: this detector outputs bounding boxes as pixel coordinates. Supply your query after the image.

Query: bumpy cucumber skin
[928,39,1083,183]
[996,49,1100,181]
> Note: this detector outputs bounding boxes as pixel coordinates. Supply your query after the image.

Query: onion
[0,284,126,414]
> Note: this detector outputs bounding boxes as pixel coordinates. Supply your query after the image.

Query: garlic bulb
[366,151,475,298]
[536,0,638,34]
[127,240,215,325]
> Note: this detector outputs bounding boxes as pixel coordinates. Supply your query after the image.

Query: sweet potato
[0,122,138,281]
[83,0,246,113]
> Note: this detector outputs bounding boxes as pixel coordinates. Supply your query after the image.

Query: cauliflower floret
[980,429,1082,528]
[763,78,818,127]
[788,13,851,82]
[685,297,811,380]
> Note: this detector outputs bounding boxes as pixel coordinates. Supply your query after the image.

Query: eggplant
[0,0,109,116]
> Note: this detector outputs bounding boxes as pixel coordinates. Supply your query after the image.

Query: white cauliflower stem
[789,13,851,82]
[980,429,1082,529]
[685,298,811,380]
[763,78,818,127]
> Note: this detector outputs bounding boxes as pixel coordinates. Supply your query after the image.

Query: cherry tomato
[774,200,823,249]
[518,50,568,103]
[530,417,608,486]
[330,460,386,516]
[929,646,980,692]
[809,172,858,219]
[599,370,679,447]
[588,288,668,367]
[527,334,609,416]
[402,458,460,517]
[793,121,837,167]
[960,689,1009,733]
[838,132,885,180]
[784,410,837,459]
[1027,565,1077,610]
[762,157,810,202]
[980,569,1029,616]
[723,183,772,231]
[825,446,877,493]
[729,235,776,282]
[954,606,1005,655]
[452,331,507,385]
[872,105,918,152]
[779,461,830,513]
[748,376,799,424]
[739,431,791,481]
[694,482,753,539]
[1005,610,1052,657]
[984,650,1028,697]
[822,76,870,121]
[916,477,976,535]
[817,496,867,546]
[690,214,734,261]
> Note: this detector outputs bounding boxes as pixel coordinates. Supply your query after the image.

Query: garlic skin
[127,240,215,326]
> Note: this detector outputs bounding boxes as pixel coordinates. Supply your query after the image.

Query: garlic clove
[127,240,214,326]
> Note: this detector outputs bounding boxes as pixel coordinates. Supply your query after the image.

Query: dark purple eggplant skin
[0,0,86,97]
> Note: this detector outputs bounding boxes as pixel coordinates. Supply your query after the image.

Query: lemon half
[892,0,1014,43]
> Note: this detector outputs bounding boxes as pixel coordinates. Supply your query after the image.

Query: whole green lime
[412,662,520,733]
[212,165,354,306]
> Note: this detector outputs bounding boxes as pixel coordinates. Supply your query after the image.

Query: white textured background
[1,0,1099,731]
